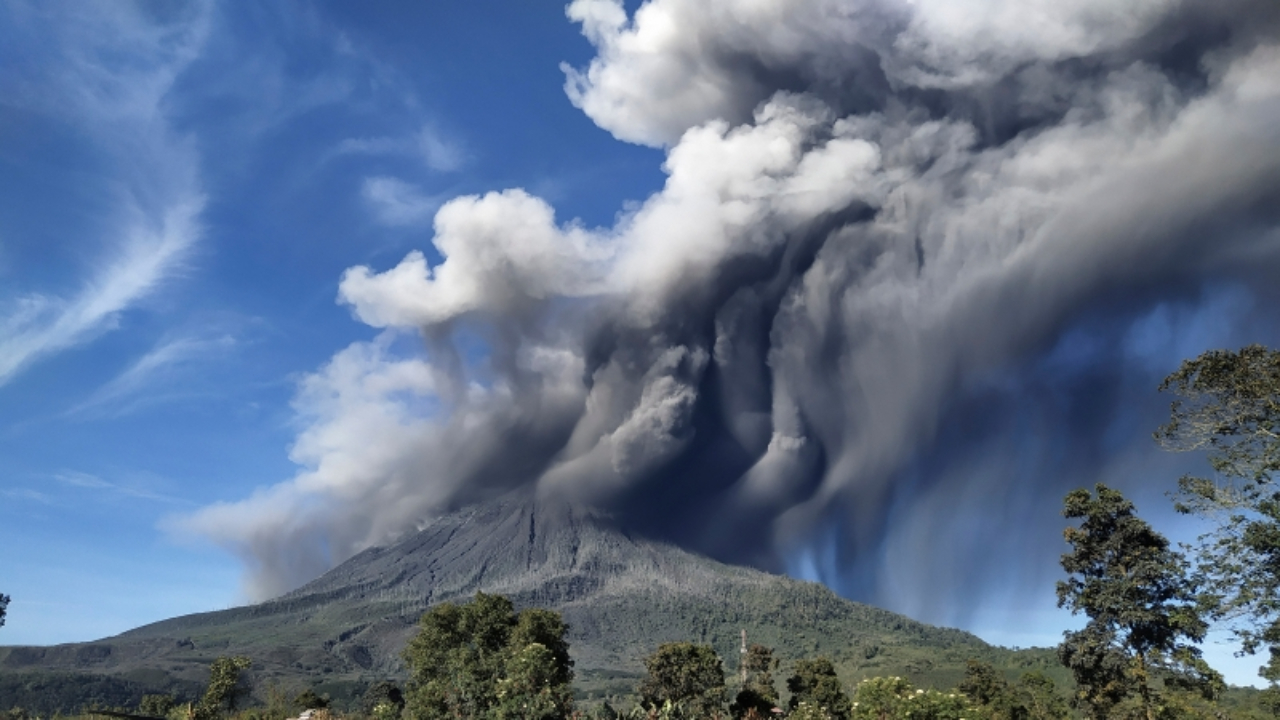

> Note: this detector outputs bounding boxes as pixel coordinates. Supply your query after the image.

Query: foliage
[731,644,779,719]
[293,690,330,710]
[493,642,575,720]
[194,656,252,720]
[849,675,977,720]
[361,681,404,716]
[787,658,851,720]
[139,693,177,717]
[0,592,8,628]
[402,592,573,720]
[1057,484,1222,719]
[638,642,726,719]
[1157,344,1280,683]
[1014,671,1069,720]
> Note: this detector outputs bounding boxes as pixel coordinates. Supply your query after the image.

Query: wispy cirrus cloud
[54,470,186,505]
[361,176,447,226]
[0,204,203,388]
[0,2,211,388]
[65,332,237,419]
[334,124,467,173]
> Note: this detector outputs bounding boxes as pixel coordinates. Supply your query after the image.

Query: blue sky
[0,0,655,641]
[2,0,1279,689]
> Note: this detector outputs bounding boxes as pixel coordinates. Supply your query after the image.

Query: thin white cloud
[54,470,185,504]
[0,3,211,388]
[0,203,202,388]
[334,124,466,172]
[361,176,446,226]
[65,332,236,418]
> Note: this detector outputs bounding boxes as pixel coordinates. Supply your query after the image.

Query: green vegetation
[1057,484,1221,719]
[1158,345,1280,687]
[7,344,1280,719]
[401,592,573,720]
[637,642,726,718]
[1,592,9,628]
[730,644,779,719]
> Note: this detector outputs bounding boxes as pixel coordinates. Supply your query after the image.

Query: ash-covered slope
[0,494,1040,703]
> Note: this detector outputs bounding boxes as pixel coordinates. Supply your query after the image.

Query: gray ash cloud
[182,0,1280,624]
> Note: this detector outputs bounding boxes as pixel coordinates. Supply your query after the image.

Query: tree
[362,680,405,716]
[138,694,176,717]
[402,592,574,720]
[294,689,330,710]
[848,676,975,720]
[786,658,850,720]
[958,659,1022,719]
[1014,671,1069,720]
[731,644,779,719]
[1157,344,1280,683]
[194,656,252,720]
[493,642,574,720]
[638,642,727,719]
[0,593,8,628]
[1057,484,1222,720]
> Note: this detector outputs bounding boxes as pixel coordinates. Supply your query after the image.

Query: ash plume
[182,0,1280,625]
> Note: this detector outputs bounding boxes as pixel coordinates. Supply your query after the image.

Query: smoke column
[183,0,1280,625]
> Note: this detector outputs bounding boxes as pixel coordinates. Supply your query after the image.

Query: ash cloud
[182,0,1280,622]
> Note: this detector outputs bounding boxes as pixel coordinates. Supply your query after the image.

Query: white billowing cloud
[361,177,444,226]
[176,331,589,598]
[0,2,210,386]
[562,0,1186,146]
[341,189,613,326]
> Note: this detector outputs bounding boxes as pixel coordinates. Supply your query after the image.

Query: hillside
[0,493,1061,711]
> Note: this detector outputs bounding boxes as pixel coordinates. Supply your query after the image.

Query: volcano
[0,494,1054,710]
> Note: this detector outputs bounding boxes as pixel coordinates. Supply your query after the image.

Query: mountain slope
[0,494,1060,707]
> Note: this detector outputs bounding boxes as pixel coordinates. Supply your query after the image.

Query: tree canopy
[786,658,851,720]
[402,592,573,720]
[0,593,8,628]
[1057,484,1221,720]
[1157,344,1280,683]
[638,642,727,718]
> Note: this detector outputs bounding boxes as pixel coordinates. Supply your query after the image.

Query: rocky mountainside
[0,493,1058,709]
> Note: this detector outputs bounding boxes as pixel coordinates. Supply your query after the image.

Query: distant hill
[0,492,1063,712]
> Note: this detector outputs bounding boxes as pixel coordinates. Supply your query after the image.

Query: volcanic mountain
[0,494,1057,709]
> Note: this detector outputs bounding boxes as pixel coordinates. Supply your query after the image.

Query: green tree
[362,680,405,716]
[638,642,727,719]
[1157,344,1280,684]
[402,592,573,720]
[194,656,252,720]
[0,593,9,628]
[958,659,1021,719]
[731,644,779,719]
[138,693,176,717]
[1057,484,1222,720]
[294,688,330,710]
[848,676,975,720]
[786,658,850,720]
[1014,671,1069,720]
[493,642,574,720]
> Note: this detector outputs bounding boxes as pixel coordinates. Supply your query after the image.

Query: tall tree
[193,656,251,720]
[0,593,8,628]
[786,658,851,720]
[638,642,727,719]
[1057,484,1222,720]
[402,592,573,720]
[1157,344,1280,683]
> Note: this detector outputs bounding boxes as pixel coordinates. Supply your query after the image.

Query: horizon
[1,0,1278,690]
